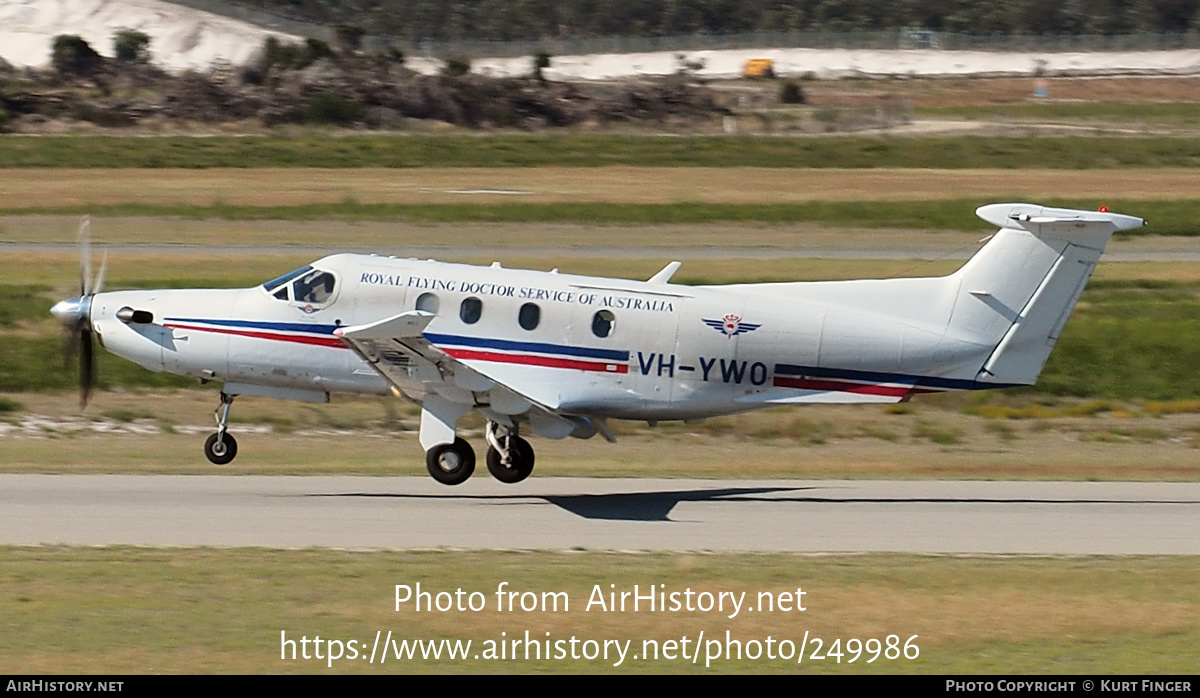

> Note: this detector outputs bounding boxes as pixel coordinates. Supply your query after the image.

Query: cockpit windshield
[261,266,338,306]
[261,266,312,293]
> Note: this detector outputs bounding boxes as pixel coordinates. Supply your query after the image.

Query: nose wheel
[204,392,238,465]
[485,422,535,484]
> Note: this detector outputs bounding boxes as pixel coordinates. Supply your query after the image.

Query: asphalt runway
[2,475,1197,554]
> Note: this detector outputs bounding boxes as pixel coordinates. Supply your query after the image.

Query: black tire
[204,432,238,465]
[425,437,475,485]
[486,435,535,484]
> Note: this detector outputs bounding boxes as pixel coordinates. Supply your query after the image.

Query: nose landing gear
[204,392,238,465]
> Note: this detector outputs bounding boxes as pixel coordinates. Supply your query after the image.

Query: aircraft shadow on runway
[308,487,1199,522]
[311,486,802,521]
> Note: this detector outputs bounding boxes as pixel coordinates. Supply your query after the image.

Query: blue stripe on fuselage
[164,320,629,362]
[164,318,340,335]
[424,333,629,362]
[773,363,1020,391]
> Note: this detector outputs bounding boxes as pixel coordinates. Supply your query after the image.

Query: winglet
[647,261,682,284]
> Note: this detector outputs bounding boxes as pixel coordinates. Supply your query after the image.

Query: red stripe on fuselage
[163,323,346,348]
[444,348,628,373]
[772,376,939,397]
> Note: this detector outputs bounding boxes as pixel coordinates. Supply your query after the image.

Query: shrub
[443,55,471,78]
[780,80,805,104]
[305,92,366,125]
[113,28,151,63]
[260,36,330,72]
[52,35,102,75]
[533,51,551,81]
[304,38,335,63]
[333,24,365,54]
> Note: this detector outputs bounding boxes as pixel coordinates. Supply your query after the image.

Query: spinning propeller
[50,217,107,408]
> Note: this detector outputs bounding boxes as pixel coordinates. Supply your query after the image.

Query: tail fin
[952,203,1144,386]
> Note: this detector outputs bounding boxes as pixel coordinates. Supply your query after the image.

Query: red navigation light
[1099,205,1109,213]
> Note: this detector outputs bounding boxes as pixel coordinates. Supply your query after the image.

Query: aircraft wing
[335,311,593,442]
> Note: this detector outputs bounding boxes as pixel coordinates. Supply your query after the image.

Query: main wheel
[204,432,238,465]
[425,437,475,485]
[486,435,535,484]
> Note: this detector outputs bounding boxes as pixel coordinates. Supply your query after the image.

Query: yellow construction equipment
[742,58,775,78]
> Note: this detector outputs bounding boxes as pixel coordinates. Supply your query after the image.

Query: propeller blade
[79,326,95,408]
[61,323,79,371]
[94,248,108,296]
[79,217,92,297]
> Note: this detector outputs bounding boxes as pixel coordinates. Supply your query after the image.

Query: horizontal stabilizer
[976,203,1144,246]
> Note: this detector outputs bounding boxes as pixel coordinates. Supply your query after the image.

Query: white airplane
[51,203,1143,485]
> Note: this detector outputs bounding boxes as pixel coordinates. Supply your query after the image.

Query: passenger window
[416,292,439,314]
[459,297,482,324]
[292,270,336,305]
[518,303,540,331]
[591,310,615,338]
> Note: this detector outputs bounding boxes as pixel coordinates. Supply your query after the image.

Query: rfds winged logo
[703,314,761,338]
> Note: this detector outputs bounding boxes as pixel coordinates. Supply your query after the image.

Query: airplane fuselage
[89,253,998,423]
[67,203,1146,483]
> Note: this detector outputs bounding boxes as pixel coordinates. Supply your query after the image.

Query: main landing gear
[424,422,536,486]
[425,437,476,486]
[484,421,535,484]
[197,392,534,484]
[204,392,238,465]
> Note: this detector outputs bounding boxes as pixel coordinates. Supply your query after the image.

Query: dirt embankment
[0,48,728,133]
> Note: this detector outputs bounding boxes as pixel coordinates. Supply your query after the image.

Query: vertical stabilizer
[957,203,1144,386]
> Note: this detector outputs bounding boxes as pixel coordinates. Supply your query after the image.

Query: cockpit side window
[292,270,337,305]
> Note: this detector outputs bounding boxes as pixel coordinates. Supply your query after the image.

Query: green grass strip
[5,134,1200,168]
[916,102,1200,123]
[4,198,1194,234]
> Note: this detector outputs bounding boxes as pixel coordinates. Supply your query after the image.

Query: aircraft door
[562,293,679,414]
[586,292,680,414]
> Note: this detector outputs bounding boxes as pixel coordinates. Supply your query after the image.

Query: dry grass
[4,390,1199,480]
[3,168,1200,210]
[1,548,1197,673]
[805,76,1200,108]
[0,215,983,250]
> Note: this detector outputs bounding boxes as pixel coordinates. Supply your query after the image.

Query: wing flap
[335,311,583,439]
[334,310,434,340]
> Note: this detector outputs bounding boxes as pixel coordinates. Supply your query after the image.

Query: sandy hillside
[0,0,295,71]
[5,0,1200,80]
